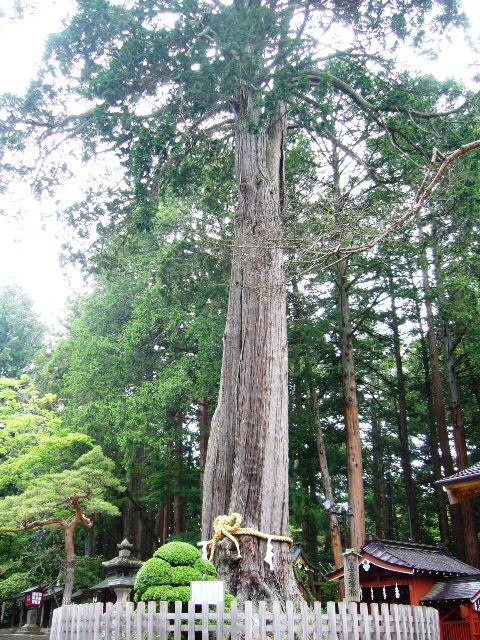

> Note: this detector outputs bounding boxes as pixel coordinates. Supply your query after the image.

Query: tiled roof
[436,462,480,485]
[362,537,479,576]
[87,575,137,592]
[421,576,480,603]
[102,556,143,569]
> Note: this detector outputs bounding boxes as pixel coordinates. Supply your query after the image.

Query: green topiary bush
[134,541,234,606]
[141,585,191,602]
[168,566,203,586]
[153,541,201,566]
[193,558,217,578]
[134,558,173,597]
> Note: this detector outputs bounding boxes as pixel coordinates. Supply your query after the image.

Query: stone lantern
[89,539,143,603]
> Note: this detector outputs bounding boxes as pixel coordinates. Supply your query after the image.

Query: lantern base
[20,610,43,635]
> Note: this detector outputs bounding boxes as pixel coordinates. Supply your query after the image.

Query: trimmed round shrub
[134,541,234,606]
[142,585,191,603]
[134,558,173,599]
[168,566,203,586]
[193,558,217,578]
[154,541,200,566]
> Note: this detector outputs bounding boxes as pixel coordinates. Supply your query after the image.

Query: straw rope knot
[198,513,293,563]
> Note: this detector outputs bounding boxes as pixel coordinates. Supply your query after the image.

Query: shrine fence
[50,599,439,640]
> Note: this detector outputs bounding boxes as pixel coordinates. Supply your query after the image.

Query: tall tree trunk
[202,99,298,602]
[331,144,364,551]
[336,257,365,551]
[418,231,465,559]
[407,258,450,545]
[62,524,75,606]
[386,263,421,541]
[370,411,389,538]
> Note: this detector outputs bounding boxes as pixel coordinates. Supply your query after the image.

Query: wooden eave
[442,478,480,505]
[470,588,480,603]
[327,552,414,581]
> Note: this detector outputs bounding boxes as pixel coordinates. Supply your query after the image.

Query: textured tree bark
[386,264,421,541]
[330,144,364,552]
[336,257,365,551]
[202,96,298,602]
[63,523,76,606]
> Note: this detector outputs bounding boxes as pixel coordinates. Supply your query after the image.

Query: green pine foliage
[0,446,122,529]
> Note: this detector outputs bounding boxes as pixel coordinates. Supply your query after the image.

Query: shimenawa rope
[198,513,293,562]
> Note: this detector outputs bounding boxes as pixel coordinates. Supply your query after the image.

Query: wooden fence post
[158,600,167,640]
[327,601,338,640]
[231,599,239,640]
[382,602,393,640]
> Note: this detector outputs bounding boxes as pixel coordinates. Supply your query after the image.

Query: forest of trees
[0,0,479,605]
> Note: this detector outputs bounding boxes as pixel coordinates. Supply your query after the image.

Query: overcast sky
[0,0,479,331]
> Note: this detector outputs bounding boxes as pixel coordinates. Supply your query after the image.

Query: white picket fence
[50,600,439,640]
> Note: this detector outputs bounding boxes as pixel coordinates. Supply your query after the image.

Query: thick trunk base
[214,537,300,604]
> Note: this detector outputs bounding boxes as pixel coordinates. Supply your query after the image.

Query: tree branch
[2,517,67,532]
[297,140,480,267]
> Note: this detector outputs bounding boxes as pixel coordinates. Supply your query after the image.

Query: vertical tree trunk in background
[386,477,395,538]
[154,507,164,549]
[300,469,320,566]
[331,145,364,551]
[407,260,450,545]
[386,263,421,541]
[123,467,144,551]
[173,495,184,536]
[84,530,95,557]
[198,399,212,494]
[202,97,298,602]
[418,234,465,559]
[290,278,342,570]
[308,377,343,568]
[162,502,170,543]
[173,419,185,536]
[336,256,365,551]
[370,412,390,538]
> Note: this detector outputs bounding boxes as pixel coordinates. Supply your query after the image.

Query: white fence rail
[50,600,439,640]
